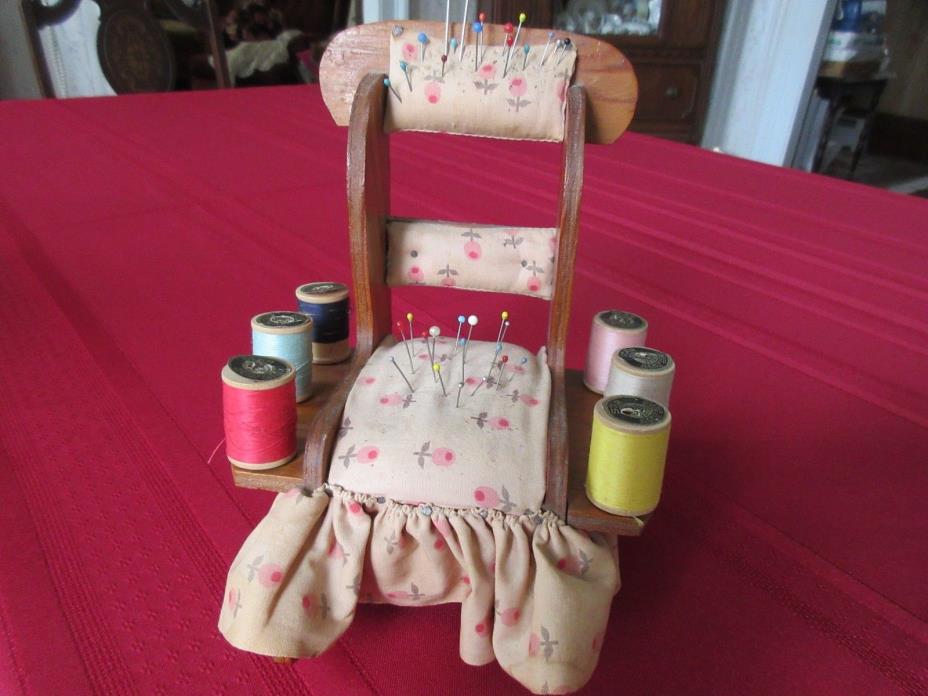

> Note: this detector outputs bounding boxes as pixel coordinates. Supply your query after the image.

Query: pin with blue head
[399,60,412,90]
[452,314,466,355]
[418,32,428,61]
[522,44,530,70]
[383,78,401,101]
[472,21,484,69]
[450,37,458,58]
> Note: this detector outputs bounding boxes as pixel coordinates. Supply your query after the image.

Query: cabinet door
[633,62,699,121]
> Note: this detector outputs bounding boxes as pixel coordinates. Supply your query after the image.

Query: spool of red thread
[222,355,297,470]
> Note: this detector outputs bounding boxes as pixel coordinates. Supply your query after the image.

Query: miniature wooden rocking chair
[221,21,640,694]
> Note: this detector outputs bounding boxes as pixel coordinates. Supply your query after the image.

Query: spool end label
[599,310,645,330]
[254,311,311,328]
[603,395,665,425]
[229,355,292,381]
[298,282,346,295]
[618,346,669,370]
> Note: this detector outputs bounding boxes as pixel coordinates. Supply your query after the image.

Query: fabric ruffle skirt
[219,486,619,694]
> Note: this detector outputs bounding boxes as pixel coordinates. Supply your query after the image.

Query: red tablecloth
[1,85,926,695]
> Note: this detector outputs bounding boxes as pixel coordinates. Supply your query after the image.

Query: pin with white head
[433,363,447,396]
[429,325,441,360]
[456,381,464,408]
[463,314,478,365]
[499,318,511,344]
[391,357,414,393]
[540,31,555,65]
[556,37,572,65]
[422,331,436,379]
[496,355,509,389]
[396,321,415,372]
[470,376,487,396]
[551,38,564,66]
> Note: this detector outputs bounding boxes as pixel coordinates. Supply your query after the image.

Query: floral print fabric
[328,338,551,512]
[219,486,619,694]
[386,218,557,299]
[384,33,578,142]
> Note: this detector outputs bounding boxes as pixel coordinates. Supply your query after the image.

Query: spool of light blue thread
[251,312,313,402]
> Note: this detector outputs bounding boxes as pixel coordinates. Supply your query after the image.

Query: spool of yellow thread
[586,395,671,517]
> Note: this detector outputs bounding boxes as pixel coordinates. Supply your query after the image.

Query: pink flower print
[498,607,521,627]
[424,81,441,104]
[475,614,492,637]
[473,486,500,507]
[465,376,481,386]
[527,276,542,293]
[556,550,591,577]
[437,263,458,286]
[361,376,376,385]
[402,43,417,62]
[528,632,540,656]
[379,392,403,406]
[433,537,446,551]
[461,229,482,260]
[257,563,283,588]
[488,416,511,430]
[227,587,242,617]
[511,364,527,375]
[301,593,315,616]
[555,77,568,103]
[386,583,426,602]
[434,516,452,537]
[357,445,379,463]
[432,447,456,467]
[519,394,540,407]
[474,64,499,95]
[548,235,558,253]
[328,539,349,565]
[348,500,364,514]
[461,575,471,586]
[507,77,531,112]
[407,265,425,283]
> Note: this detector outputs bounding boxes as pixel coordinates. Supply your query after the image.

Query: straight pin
[441,54,447,77]
[470,377,487,396]
[456,381,464,407]
[508,13,526,71]
[485,343,502,381]
[495,311,509,345]
[522,44,530,70]
[391,357,414,393]
[433,363,447,396]
[473,20,483,70]
[540,31,554,65]
[499,319,511,344]
[452,315,465,357]
[399,60,412,90]
[496,355,509,389]
[429,326,441,361]
[422,331,436,380]
[502,22,514,74]
[550,39,564,66]
[383,78,401,102]
[407,312,415,347]
[443,0,451,56]
[478,12,486,61]
[556,37,572,65]
[463,315,478,365]
[458,0,470,60]
[418,32,428,62]
[396,321,415,373]
[450,37,458,61]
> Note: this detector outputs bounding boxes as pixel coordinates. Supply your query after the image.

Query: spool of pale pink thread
[583,310,648,394]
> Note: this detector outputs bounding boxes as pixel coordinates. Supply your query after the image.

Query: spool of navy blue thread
[295,282,351,364]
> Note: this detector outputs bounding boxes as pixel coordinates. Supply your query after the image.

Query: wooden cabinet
[488,0,727,143]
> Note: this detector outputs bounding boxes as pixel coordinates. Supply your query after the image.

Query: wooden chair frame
[299,21,637,522]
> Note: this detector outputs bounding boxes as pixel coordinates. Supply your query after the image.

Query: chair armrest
[543,366,569,520]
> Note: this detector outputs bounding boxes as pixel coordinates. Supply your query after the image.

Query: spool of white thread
[604,346,675,407]
[251,312,314,402]
[583,310,649,394]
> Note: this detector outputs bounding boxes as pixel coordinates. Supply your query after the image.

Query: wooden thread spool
[604,346,675,407]
[251,311,314,402]
[586,395,671,517]
[583,310,648,394]
[221,355,297,470]
[295,282,351,364]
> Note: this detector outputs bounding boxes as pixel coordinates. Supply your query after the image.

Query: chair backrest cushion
[384,30,577,142]
[386,218,557,299]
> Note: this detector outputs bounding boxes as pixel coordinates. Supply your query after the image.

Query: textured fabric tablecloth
[0,85,926,695]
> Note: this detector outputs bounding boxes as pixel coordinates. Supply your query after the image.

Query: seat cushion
[327,338,551,513]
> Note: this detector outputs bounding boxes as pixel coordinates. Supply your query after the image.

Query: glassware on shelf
[555,0,661,36]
